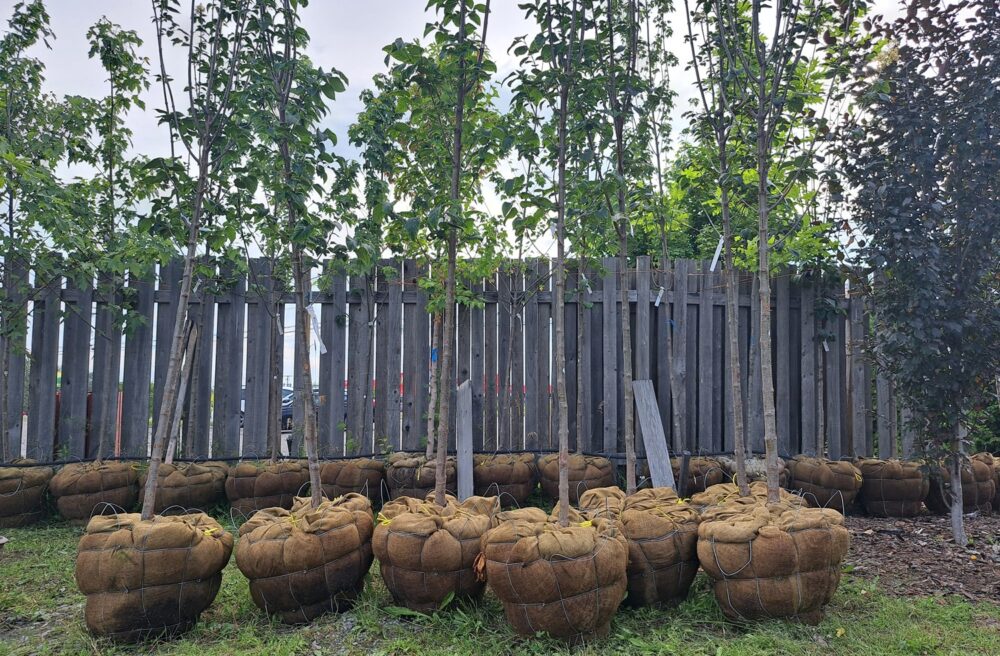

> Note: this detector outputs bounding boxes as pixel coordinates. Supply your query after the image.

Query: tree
[246,0,357,506]
[843,0,1000,544]
[710,0,864,501]
[141,0,252,520]
[77,17,153,462]
[0,0,69,461]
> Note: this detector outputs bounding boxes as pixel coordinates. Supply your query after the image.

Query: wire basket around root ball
[854,459,929,517]
[319,458,385,502]
[925,459,995,514]
[477,516,628,643]
[225,460,310,518]
[618,487,702,607]
[49,461,139,522]
[138,462,228,514]
[473,453,537,507]
[385,453,456,500]
[697,502,850,624]
[373,494,497,612]
[0,460,54,528]
[537,454,614,504]
[75,512,233,643]
[236,493,375,623]
[786,456,862,514]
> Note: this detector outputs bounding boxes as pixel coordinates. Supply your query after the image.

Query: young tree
[843,0,1000,544]
[247,0,356,506]
[78,18,152,462]
[710,0,864,501]
[0,0,67,461]
[141,0,252,520]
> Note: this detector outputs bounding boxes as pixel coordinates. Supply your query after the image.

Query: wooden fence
[1,256,913,463]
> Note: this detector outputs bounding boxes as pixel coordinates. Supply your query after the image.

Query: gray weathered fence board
[471,277,485,451]
[211,265,244,458]
[697,261,714,452]
[319,263,347,457]
[633,380,675,490]
[523,260,540,450]
[456,380,473,500]
[800,283,817,456]
[483,272,498,450]
[775,274,791,454]
[634,256,651,455]
[2,264,27,460]
[601,257,618,455]
[376,260,403,448]
[121,272,154,457]
[151,260,182,446]
[655,263,672,450]
[89,273,121,459]
[59,276,93,458]
[347,277,373,455]
[26,276,60,460]
[400,260,427,453]
[535,259,552,449]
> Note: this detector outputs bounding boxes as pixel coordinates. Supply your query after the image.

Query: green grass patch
[1,517,997,656]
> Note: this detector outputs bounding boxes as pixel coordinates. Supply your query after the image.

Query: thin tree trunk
[618,225,635,494]
[720,172,749,496]
[949,424,968,545]
[425,312,443,459]
[268,287,282,463]
[165,323,198,465]
[575,267,586,455]
[756,110,780,503]
[292,256,322,507]
[435,0,469,508]
[141,173,208,520]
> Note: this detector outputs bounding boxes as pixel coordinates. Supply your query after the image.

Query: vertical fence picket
[59,276,93,458]
[26,275,60,460]
[697,261,714,453]
[121,272,155,457]
[211,264,244,458]
[2,263,27,460]
[319,262,347,457]
[601,257,619,455]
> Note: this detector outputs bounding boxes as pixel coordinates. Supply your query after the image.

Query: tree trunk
[434,0,470,507]
[141,175,207,519]
[618,225,636,494]
[949,424,968,545]
[756,113,780,504]
[267,285,282,463]
[425,312,443,459]
[292,255,322,508]
[720,173,749,496]
[165,322,198,465]
[554,35,572,526]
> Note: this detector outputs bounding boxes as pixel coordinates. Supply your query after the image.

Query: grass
[2,515,999,656]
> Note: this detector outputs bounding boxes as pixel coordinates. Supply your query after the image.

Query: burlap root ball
[75,512,233,642]
[319,458,385,502]
[236,493,375,623]
[477,517,628,643]
[639,457,727,493]
[225,460,310,518]
[577,485,627,520]
[138,462,229,514]
[0,460,54,528]
[925,459,995,514]
[697,502,850,624]
[854,459,928,517]
[385,453,456,500]
[619,488,702,607]
[49,462,139,521]
[689,481,807,511]
[372,495,496,612]
[786,456,862,514]
[718,455,788,488]
[537,453,615,504]
[473,453,537,506]
[971,452,1000,510]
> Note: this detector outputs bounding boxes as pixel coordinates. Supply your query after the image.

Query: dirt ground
[845,512,1000,603]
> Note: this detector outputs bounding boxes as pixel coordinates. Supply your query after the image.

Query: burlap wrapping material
[385,453,456,500]
[224,460,310,518]
[75,512,233,642]
[640,457,727,493]
[372,495,498,612]
[718,456,789,488]
[473,453,537,506]
[0,460,54,528]
[925,459,996,514]
[319,458,385,502]
[477,516,628,643]
[971,452,1000,510]
[537,454,614,504]
[854,458,929,517]
[49,461,139,521]
[137,462,228,514]
[787,456,863,514]
[236,493,375,623]
[697,501,850,623]
[689,481,807,511]
[577,486,626,520]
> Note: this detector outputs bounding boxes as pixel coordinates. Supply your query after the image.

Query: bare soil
[845,512,1000,604]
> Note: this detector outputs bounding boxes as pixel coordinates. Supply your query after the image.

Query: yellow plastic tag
[377,512,391,526]
[578,520,593,528]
